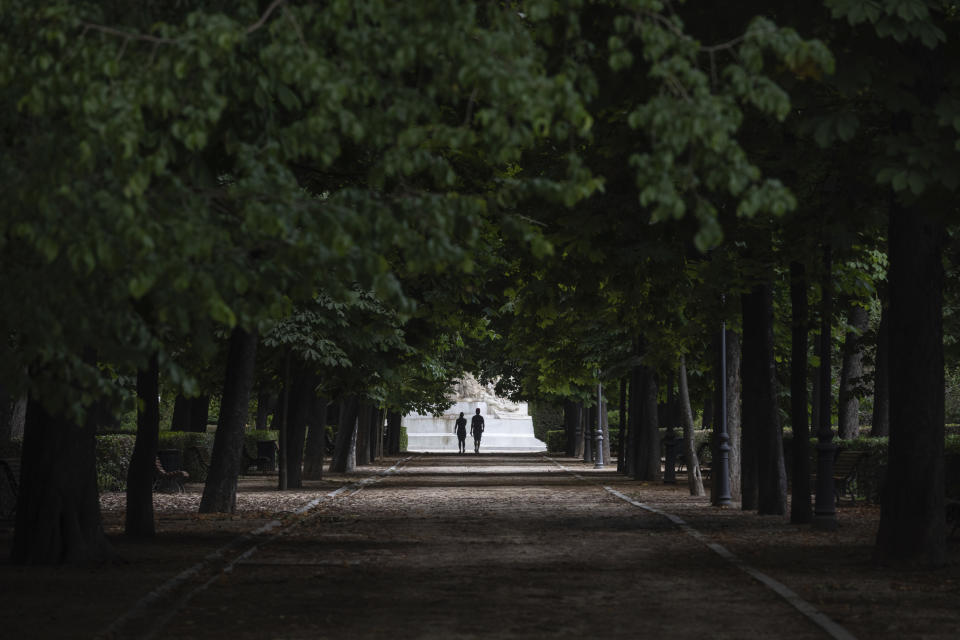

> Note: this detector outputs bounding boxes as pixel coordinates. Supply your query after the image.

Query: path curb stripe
[97,455,415,640]
[543,456,856,640]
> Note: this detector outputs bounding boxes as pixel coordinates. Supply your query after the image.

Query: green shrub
[529,401,564,442]
[95,435,136,492]
[546,429,566,453]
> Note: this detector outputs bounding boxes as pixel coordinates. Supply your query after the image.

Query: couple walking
[455,409,484,454]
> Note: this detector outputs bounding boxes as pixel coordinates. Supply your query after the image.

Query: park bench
[154,456,189,493]
[675,442,712,479]
[811,449,868,506]
[187,443,275,476]
[0,457,21,519]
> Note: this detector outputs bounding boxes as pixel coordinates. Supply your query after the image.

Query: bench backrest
[833,450,866,476]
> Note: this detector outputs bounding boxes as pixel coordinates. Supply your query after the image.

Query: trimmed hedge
[96,434,136,492]
[545,429,565,453]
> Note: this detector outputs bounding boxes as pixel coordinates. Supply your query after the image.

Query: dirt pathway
[152,453,830,639]
[4,452,957,639]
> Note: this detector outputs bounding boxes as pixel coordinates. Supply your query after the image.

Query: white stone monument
[403,374,546,452]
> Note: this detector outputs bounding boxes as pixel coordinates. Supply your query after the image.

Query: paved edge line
[97,456,415,640]
[542,456,856,640]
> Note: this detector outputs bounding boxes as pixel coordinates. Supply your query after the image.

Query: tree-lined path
[128,454,848,639]
[4,453,960,638]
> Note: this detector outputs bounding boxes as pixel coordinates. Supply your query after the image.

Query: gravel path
[5,452,957,639]
[155,453,830,639]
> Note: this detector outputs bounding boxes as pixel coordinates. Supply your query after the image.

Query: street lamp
[594,378,604,469]
[714,295,733,506]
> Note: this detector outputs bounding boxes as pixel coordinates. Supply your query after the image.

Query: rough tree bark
[814,246,837,529]
[563,399,579,458]
[875,206,945,566]
[679,356,704,496]
[756,284,788,515]
[386,410,402,455]
[255,390,274,430]
[838,301,869,439]
[355,401,372,466]
[281,366,317,489]
[125,353,159,537]
[725,330,742,501]
[188,396,209,433]
[617,377,628,472]
[329,396,359,473]
[790,262,812,524]
[600,398,611,465]
[634,367,661,482]
[0,383,27,442]
[170,394,190,431]
[626,366,639,477]
[12,398,116,564]
[199,328,258,514]
[740,291,760,511]
[302,396,328,480]
[871,304,890,437]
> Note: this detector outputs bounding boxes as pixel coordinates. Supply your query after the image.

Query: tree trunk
[188,396,209,433]
[740,292,760,511]
[811,332,821,436]
[199,328,258,514]
[600,398,611,464]
[255,390,274,430]
[373,408,385,461]
[170,394,190,432]
[386,410,402,455]
[679,357,704,496]
[355,401,372,466]
[702,393,713,433]
[746,284,788,515]
[303,396,328,480]
[125,354,159,537]
[790,262,812,524]
[871,304,890,437]
[838,302,869,439]
[563,399,578,457]
[329,396,359,473]
[12,398,116,564]
[875,206,945,566]
[626,366,639,476]
[634,367,661,481]
[0,384,27,442]
[617,377,627,471]
[282,366,316,490]
[572,402,585,459]
[724,330,742,501]
[814,246,837,528]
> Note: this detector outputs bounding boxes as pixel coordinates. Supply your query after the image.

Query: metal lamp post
[594,379,604,469]
[714,296,733,506]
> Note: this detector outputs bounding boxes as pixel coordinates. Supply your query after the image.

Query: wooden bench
[185,445,211,475]
[154,456,189,493]
[0,457,21,519]
[188,444,273,476]
[675,442,712,479]
[811,450,868,506]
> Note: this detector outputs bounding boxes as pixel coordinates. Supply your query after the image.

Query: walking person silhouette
[454,412,467,454]
[470,408,485,454]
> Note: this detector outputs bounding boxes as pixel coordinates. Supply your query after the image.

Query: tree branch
[247,0,287,34]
